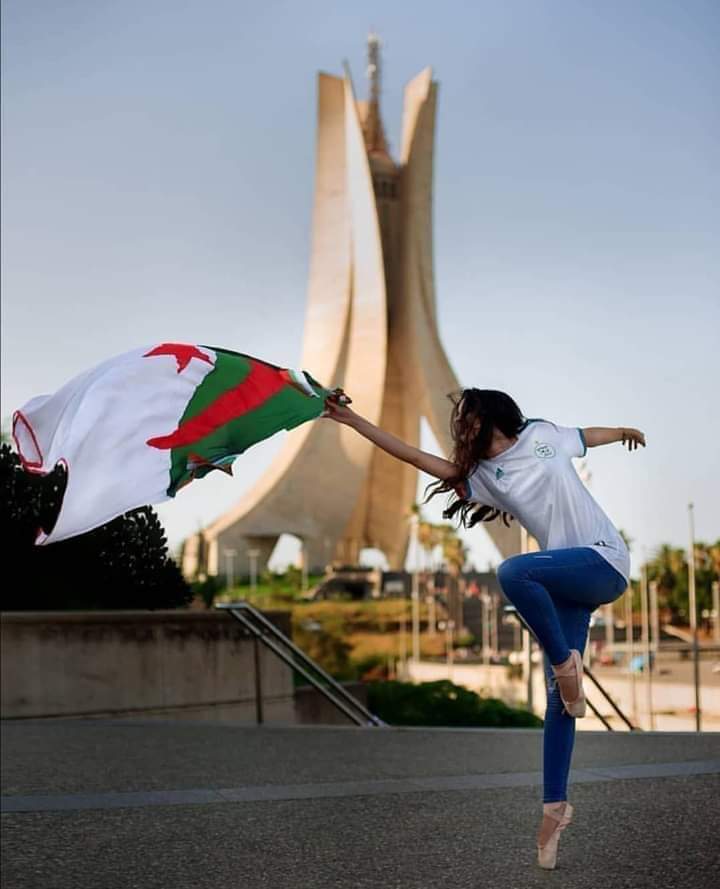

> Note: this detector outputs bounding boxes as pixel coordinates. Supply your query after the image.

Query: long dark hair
[426,389,525,528]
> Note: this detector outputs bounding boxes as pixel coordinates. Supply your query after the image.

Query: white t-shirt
[466,419,630,583]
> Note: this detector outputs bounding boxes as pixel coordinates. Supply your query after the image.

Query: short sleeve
[554,424,587,459]
[465,468,501,508]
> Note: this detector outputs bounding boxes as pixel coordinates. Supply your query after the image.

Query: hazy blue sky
[2,0,718,575]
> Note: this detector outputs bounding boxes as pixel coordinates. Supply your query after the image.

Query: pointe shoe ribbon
[551,649,587,718]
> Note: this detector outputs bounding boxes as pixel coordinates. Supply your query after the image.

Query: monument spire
[364,31,389,156]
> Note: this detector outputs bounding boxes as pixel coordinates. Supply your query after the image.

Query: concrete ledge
[1,610,293,721]
[294,681,368,725]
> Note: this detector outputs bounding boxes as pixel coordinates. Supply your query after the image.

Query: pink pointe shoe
[537,801,574,869]
[552,649,587,718]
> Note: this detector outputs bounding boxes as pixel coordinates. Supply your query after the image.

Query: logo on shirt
[534,442,556,459]
[496,467,505,480]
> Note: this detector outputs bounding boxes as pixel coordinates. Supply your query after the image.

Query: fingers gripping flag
[12,344,341,544]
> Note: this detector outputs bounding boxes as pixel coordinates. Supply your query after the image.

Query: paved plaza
[2,719,719,888]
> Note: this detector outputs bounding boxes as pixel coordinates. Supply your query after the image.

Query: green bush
[351,652,389,681]
[192,574,223,609]
[285,565,303,590]
[0,443,191,610]
[367,679,543,728]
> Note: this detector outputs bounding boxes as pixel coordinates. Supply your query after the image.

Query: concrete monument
[183,36,520,579]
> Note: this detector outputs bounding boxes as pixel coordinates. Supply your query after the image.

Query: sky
[2,0,718,577]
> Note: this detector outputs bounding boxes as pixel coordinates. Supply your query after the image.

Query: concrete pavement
[2,720,719,888]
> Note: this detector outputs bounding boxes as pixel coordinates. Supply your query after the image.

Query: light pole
[604,601,615,652]
[649,578,660,727]
[481,588,491,665]
[688,503,701,732]
[520,526,534,710]
[625,584,637,723]
[300,540,308,593]
[224,548,237,592]
[426,593,437,636]
[410,513,421,663]
[712,581,720,644]
[247,548,260,596]
[641,561,653,730]
[399,604,408,678]
[490,591,498,655]
[446,619,454,668]
[523,621,534,713]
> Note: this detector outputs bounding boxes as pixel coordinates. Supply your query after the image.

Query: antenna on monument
[364,31,385,153]
[367,31,381,108]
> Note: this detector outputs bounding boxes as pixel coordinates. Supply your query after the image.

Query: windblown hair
[426,389,526,528]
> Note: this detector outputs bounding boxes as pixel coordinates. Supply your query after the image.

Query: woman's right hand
[322,397,359,426]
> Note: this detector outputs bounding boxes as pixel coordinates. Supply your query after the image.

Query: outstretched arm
[323,401,459,481]
[583,427,646,451]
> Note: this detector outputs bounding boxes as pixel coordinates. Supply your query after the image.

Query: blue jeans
[497,547,627,803]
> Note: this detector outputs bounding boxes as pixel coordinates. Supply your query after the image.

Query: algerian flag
[12,343,338,544]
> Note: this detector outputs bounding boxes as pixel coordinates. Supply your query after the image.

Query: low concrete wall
[1,610,294,723]
[294,681,369,726]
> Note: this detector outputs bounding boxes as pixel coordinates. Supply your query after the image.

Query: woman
[324,389,645,870]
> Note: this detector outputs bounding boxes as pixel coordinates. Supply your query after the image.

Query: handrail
[504,606,639,731]
[581,663,636,730]
[216,601,387,727]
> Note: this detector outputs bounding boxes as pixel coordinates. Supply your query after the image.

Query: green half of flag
[145,347,331,496]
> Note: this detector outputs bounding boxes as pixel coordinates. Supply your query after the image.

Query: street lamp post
[490,592,498,655]
[520,526,534,710]
[410,514,421,663]
[399,608,408,678]
[446,619,454,668]
[688,503,701,732]
[426,594,436,636]
[624,585,637,723]
[523,621,534,713]
[481,588,490,665]
[604,602,615,651]
[649,578,660,724]
[300,540,308,593]
[641,561,653,730]
[224,548,237,592]
[247,548,260,596]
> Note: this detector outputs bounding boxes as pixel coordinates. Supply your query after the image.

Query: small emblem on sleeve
[534,442,556,459]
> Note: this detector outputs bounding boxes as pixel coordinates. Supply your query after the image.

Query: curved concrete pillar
[184,54,521,579]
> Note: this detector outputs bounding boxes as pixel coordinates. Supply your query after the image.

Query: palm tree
[709,542,720,577]
[649,544,693,623]
[437,525,468,576]
[411,504,444,571]
[417,520,438,570]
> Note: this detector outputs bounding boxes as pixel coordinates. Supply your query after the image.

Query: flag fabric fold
[12,343,336,544]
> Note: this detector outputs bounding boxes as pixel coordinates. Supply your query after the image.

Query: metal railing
[216,601,387,727]
[504,605,639,731]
